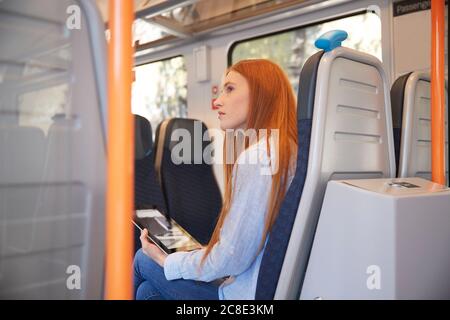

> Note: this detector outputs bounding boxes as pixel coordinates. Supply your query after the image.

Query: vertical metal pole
[430,0,446,185]
[105,0,134,299]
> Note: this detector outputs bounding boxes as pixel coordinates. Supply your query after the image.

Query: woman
[133,59,298,300]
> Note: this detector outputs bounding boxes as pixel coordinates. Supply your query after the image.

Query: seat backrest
[133,115,168,252]
[391,71,448,183]
[134,114,167,213]
[153,118,222,245]
[0,0,106,299]
[256,31,396,300]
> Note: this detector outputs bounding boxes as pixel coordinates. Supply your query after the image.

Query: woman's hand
[140,229,167,267]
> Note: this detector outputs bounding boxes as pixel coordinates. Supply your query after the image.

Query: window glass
[132,56,188,134]
[231,12,382,94]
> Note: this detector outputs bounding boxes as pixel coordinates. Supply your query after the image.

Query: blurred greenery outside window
[132,56,187,136]
[230,11,382,94]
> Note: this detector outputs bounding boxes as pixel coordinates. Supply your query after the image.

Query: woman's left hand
[140,229,167,267]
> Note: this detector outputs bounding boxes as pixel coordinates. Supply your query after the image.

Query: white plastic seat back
[274,42,396,300]
[391,71,448,183]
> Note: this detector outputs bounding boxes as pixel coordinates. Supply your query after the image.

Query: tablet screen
[133,209,202,254]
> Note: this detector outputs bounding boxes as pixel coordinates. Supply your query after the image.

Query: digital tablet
[133,209,202,255]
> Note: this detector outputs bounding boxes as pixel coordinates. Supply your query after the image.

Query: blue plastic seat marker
[314,30,348,52]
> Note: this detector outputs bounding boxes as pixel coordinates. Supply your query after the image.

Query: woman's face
[214,70,250,130]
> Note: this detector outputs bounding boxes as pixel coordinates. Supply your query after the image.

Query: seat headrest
[159,118,211,165]
[297,30,348,120]
[134,115,152,160]
[298,51,325,120]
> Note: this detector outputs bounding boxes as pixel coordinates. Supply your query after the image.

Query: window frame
[227,9,376,67]
[134,54,185,69]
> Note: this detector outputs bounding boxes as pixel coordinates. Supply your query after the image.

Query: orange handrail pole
[105,0,134,299]
[431,0,446,185]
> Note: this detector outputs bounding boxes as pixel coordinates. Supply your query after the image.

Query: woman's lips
[218,111,225,119]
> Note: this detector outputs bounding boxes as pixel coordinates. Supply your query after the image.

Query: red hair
[201,59,298,264]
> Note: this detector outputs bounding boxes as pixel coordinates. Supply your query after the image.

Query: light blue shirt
[164,136,295,300]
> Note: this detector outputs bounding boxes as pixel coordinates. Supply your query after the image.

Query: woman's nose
[213,96,223,108]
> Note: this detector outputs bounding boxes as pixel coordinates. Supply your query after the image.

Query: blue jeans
[133,249,220,300]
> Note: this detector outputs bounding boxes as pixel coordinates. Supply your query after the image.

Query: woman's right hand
[140,229,167,267]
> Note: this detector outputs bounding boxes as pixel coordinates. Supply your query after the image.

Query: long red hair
[201,59,298,264]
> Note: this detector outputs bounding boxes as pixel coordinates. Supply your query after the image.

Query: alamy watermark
[66,5,81,30]
[366,265,381,290]
[66,265,81,290]
[167,121,279,175]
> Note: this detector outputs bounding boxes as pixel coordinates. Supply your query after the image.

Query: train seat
[153,118,222,245]
[133,114,168,252]
[134,114,168,213]
[390,71,448,183]
[256,30,396,299]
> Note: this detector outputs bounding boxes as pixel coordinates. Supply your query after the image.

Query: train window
[132,56,188,134]
[230,11,381,93]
